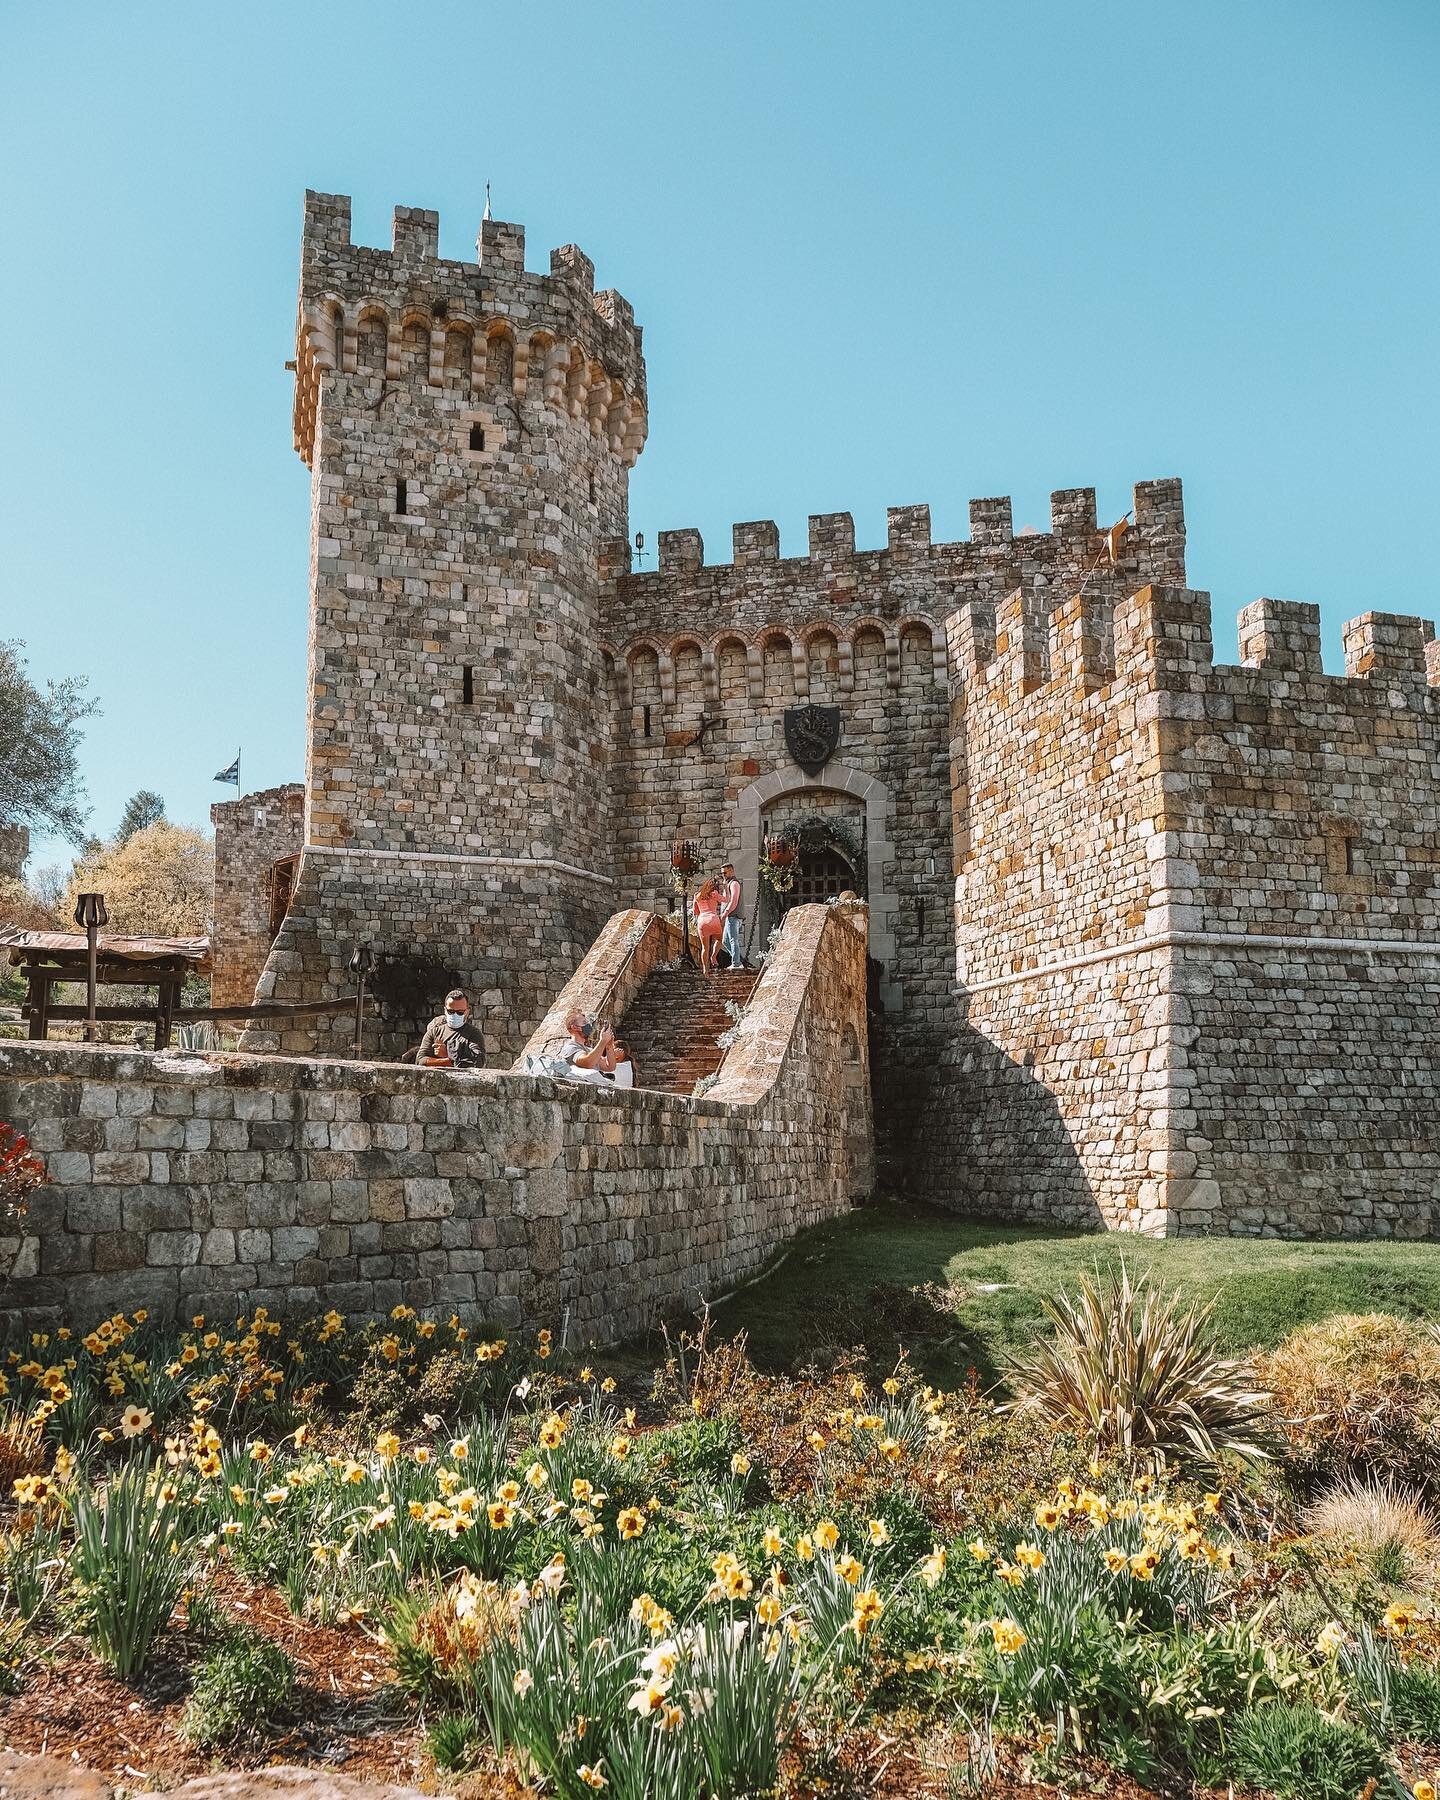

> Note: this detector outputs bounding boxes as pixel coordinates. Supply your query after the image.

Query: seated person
[610,1035,638,1089]
[556,1010,618,1084]
[415,989,487,1068]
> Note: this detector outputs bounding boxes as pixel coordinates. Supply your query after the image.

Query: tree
[0,641,98,843]
[0,875,57,932]
[116,790,166,843]
[62,821,214,939]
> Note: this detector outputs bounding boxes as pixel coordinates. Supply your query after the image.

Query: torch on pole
[348,944,373,1058]
[73,892,109,1043]
[670,839,700,968]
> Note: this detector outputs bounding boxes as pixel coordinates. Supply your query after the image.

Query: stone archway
[736,762,898,1003]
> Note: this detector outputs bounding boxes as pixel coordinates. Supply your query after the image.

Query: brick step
[616,966,760,1095]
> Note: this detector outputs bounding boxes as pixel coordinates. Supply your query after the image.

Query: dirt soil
[0,1571,439,1794]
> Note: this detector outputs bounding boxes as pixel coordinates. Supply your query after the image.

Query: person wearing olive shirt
[416,988,487,1068]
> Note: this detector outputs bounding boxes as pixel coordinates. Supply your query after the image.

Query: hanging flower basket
[760,832,798,894]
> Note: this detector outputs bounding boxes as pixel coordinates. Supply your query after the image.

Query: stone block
[148,1230,202,1267]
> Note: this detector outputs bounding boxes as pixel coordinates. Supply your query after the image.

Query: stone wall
[599,481,1189,1157]
[0,901,870,1341]
[1158,594,1440,1236]
[913,582,1440,1238]
[209,786,305,1008]
[909,583,1176,1228]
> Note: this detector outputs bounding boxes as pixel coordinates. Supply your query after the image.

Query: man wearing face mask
[416,988,487,1068]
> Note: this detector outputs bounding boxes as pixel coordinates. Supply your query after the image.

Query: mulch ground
[0,1570,442,1793]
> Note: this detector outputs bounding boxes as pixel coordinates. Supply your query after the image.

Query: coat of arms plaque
[783,704,842,777]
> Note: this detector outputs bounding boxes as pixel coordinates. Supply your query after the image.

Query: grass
[712,1200,1440,1387]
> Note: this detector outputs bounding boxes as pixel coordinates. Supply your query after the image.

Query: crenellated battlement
[291,192,647,469]
[953,580,1440,725]
[627,478,1184,584]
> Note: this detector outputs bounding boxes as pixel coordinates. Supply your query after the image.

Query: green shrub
[0,1518,65,1623]
[1392,1662,1440,1743]
[1225,1702,1385,1800]
[427,1711,483,1772]
[181,1625,296,1747]
[70,1456,200,1679]
[1004,1263,1271,1470]
[1338,1625,1440,1746]
[1260,1313,1440,1494]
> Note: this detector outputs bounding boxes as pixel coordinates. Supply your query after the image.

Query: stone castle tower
[244,194,648,1055]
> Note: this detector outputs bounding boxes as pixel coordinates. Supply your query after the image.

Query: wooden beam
[174,997,364,1023]
[23,996,364,1027]
[25,964,191,988]
[27,1005,166,1024]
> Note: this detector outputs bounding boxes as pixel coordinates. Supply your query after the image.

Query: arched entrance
[756,811,864,942]
[735,761,899,1007]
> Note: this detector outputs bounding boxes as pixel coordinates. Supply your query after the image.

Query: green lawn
[712,1200,1440,1388]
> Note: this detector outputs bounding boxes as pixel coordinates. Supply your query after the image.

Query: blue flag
[214,753,241,787]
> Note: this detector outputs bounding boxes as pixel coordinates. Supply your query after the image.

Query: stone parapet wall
[0,902,870,1341]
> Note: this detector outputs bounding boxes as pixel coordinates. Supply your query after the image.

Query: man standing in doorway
[718,860,745,970]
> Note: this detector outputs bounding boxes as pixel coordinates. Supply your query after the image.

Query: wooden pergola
[2,928,208,1048]
[1,927,370,1050]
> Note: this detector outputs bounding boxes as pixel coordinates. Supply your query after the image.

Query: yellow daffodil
[120,1403,153,1439]
[850,1588,883,1636]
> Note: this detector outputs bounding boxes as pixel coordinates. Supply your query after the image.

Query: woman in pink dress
[692,877,724,974]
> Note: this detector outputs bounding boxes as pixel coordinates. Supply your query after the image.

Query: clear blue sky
[3,0,1436,874]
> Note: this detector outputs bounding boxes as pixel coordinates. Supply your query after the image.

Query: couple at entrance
[691,860,745,976]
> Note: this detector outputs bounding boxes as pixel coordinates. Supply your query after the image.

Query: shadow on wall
[879,1001,1102,1230]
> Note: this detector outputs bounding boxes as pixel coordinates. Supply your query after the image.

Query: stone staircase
[617,966,759,1095]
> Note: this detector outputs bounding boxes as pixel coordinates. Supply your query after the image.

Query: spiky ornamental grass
[70,1454,201,1679]
[1002,1263,1272,1471]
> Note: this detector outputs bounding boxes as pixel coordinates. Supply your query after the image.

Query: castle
[210,192,1440,1241]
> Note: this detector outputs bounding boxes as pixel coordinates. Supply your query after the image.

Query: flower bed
[1,1300,1438,1798]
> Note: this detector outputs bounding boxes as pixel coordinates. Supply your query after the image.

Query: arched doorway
[756,810,865,943]
[735,760,899,1007]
